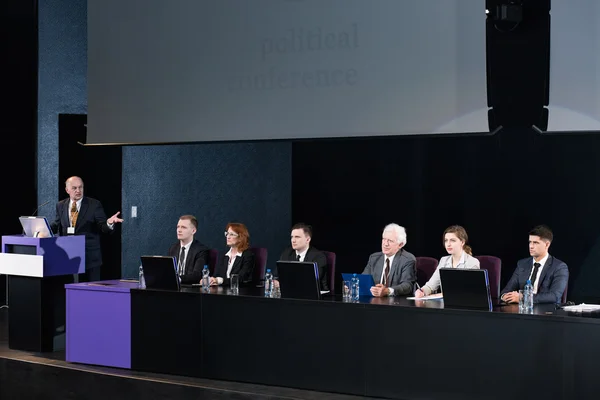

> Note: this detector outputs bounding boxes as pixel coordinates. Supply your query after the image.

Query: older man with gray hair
[362,223,416,297]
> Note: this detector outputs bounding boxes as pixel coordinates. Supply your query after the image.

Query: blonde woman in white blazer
[415,225,480,297]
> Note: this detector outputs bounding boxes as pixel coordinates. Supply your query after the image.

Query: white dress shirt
[529,254,549,294]
[217,249,242,285]
[296,248,309,261]
[379,253,396,296]
[178,241,192,275]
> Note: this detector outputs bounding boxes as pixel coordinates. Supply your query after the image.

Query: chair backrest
[475,255,502,299]
[415,257,439,287]
[322,251,337,294]
[208,249,219,275]
[250,247,268,283]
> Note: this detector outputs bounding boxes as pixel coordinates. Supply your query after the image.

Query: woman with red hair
[211,222,255,286]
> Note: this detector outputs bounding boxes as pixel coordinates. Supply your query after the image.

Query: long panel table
[66,281,600,400]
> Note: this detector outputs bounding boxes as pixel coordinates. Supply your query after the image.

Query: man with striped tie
[362,223,416,297]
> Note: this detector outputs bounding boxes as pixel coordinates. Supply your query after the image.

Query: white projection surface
[549,1,600,132]
[88,0,488,144]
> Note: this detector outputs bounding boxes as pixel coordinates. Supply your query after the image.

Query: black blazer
[51,197,112,270]
[168,239,209,284]
[501,255,569,304]
[214,249,255,285]
[277,247,329,292]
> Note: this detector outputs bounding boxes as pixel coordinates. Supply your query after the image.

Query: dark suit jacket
[500,256,569,304]
[51,197,112,270]
[214,249,255,285]
[168,239,209,285]
[277,247,329,292]
[362,249,416,296]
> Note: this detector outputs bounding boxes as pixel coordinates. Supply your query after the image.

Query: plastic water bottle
[264,269,273,297]
[351,273,360,301]
[201,265,210,291]
[523,279,533,314]
[138,265,146,289]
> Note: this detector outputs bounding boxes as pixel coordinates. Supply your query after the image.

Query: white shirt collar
[180,240,193,251]
[445,252,466,267]
[296,247,309,261]
[69,198,82,210]
[226,248,242,258]
[534,253,549,267]
[385,253,396,265]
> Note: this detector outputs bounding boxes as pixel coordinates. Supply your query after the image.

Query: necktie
[296,254,301,261]
[530,262,541,288]
[70,202,78,227]
[383,258,390,286]
[178,246,186,276]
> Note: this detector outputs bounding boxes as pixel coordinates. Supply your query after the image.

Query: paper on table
[407,293,444,300]
[562,303,600,312]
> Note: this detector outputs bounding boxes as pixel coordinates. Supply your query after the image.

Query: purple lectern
[65,280,136,369]
[0,235,85,352]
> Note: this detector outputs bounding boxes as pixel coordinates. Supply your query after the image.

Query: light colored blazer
[421,253,480,295]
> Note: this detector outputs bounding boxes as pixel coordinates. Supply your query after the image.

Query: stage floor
[0,308,380,400]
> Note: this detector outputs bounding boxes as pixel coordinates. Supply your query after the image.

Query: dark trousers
[76,266,102,283]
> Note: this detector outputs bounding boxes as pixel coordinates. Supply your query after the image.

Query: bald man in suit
[51,176,123,282]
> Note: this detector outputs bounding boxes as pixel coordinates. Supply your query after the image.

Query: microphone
[31,200,51,216]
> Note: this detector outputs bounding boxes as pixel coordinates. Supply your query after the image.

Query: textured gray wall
[38,1,292,277]
[37,0,88,210]
[121,143,291,278]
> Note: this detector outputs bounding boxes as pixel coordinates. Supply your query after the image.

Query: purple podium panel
[66,280,136,369]
[2,235,85,276]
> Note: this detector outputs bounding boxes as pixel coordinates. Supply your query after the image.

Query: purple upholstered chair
[250,247,268,283]
[416,257,439,287]
[208,249,219,275]
[475,255,502,299]
[322,251,337,294]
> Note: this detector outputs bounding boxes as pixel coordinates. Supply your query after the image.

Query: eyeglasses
[224,232,239,238]
[381,238,396,245]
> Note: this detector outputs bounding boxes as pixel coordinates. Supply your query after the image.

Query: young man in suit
[501,225,569,304]
[277,223,329,292]
[362,223,416,297]
[51,176,123,282]
[168,215,209,284]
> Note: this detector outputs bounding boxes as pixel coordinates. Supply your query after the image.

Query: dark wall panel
[121,142,291,278]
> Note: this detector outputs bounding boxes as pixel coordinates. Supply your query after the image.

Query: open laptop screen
[140,256,180,291]
[439,268,492,311]
[276,261,321,300]
[19,216,54,238]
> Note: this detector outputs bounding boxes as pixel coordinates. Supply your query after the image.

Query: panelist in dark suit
[501,225,569,304]
[275,223,329,292]
[211,223,255,286]
[168,215,209,285]
[362,223,416,297]
[51,176,123,282]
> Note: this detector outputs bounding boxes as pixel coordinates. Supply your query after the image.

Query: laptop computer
[276,261,321,300]
[19,216,54,238]
[439,268,492,310]
[140,256,180,291]
[341,273,375,296]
